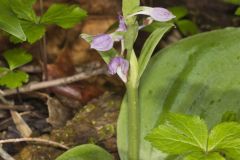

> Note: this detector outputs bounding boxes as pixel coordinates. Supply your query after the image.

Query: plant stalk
[127,82,139,160]
[122,0,140,159]
[126,50,139,160]
[39,0,48,80]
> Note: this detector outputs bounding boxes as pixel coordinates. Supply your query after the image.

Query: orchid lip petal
[90,34,114,51]
[117,67,127,83]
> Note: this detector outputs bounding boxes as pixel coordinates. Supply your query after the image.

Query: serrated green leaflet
[20,21,45,44]
[0,70,28,88]
[40,4,87,29]
[9,0,37,22]
[145,113,208,154]
[146,113,240,159]
[55,144,113,160]
[10,21,46,44]
[0,0,26,40]
[184,152,224,160]
[3,48,32,70]
[208,122,240,159]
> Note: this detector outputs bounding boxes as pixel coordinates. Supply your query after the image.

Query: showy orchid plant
[79,1,175,160]
[56,0,240,160]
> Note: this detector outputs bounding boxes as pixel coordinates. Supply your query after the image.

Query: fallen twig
[10,111,32,138]
[0,146,15,160]
[0,138,69,150]
[0,104,33,111]
[1,67,107,97]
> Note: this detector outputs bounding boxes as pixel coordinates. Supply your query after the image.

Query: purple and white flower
[108,57,129,83]
[90,34,114,51]
[86,14,127,52]
[129,7,175,22]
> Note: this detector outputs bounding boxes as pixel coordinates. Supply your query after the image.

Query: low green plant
[0,48,32,88]
[9,0,87,44]
[146,113,240,160]
[0,0,87,89]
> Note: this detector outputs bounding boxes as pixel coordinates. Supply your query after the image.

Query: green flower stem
[127,51,139,160]
[122,0,140,159]
[127,82,139,160]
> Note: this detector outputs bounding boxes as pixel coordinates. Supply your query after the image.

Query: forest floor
[0,0,239,160]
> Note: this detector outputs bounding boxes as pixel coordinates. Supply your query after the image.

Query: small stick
[39,0,48,81]
[10,110,32,138]
[1,67,107,97]
[0,104,33,111]
[0,138,69,150]
[0,146,15,160]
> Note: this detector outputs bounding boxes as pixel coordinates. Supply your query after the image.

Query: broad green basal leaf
[0,70,29,88]
[3,48,32,70]
[0,0,26,40]
[40,4,87,29]
[55,144,113,160]
[118,28,240,160]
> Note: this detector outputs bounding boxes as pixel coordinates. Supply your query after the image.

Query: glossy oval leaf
[118,28,240,160]
[55,144,113,160]
[0,0,26,40]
